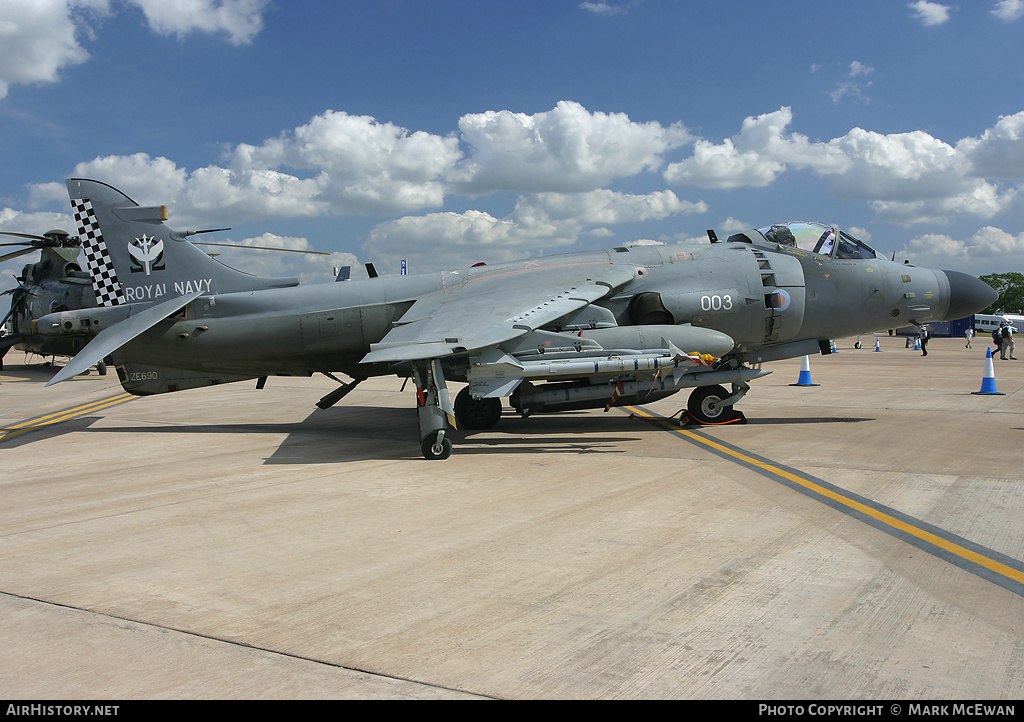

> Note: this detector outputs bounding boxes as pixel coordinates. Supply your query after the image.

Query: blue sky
[3,0,1024,289]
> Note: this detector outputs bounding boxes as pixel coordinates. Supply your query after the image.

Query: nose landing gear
[683,382,748,425]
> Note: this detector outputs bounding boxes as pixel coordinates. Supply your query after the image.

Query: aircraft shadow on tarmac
[0,416,102,449]
[5,404,649,463]
[3,398,876,463]
[0,362,100,381]
[743,416,875,425]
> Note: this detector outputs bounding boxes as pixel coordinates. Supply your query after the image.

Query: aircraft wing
[46,290,204,386]
[361,265,637,364]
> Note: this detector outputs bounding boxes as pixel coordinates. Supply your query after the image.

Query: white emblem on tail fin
[129,235,165,275]
[71,198,124,307]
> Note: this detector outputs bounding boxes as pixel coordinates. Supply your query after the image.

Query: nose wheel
[686,384,738,424]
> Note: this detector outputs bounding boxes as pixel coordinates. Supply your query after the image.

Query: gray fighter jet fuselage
[39,180,996,458]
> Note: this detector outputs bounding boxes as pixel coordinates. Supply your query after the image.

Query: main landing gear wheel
[421,430,452,460]
[454,387,502,430]
[687,384,737,424]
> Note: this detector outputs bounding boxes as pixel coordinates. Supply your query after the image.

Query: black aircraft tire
[421,431,453,460]
[454,387,502,430]
[687,384,736,424]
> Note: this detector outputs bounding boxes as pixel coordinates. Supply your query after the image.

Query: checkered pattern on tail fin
[72,198,124,307]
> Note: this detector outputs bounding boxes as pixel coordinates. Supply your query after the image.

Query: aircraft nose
[940,270,998,321]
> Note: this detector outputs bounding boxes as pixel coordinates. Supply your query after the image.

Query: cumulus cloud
[847,226,873,243]
[992,0,1024,22]
[896,226,1024,271]
[0,0,97,98]
[869,185,1012,226]
[959,111,1024,180]
[25,103,702,235]
[130,0,269,45]
[828,128,965,200]
[908,1,952,26]
[230,109,461,214]
[664,137,784,189]
[17,97,1024,279]
[30,109,463,227]
[33,102,1024,241]
[449,101,692,194]
[663,106,1023,225]
[519,189,705,227]
[364,189,706,271]
[364,210,528,272]
[970,225,1024,254]
[75,153,189,202]
[0,206,76,237]
[0,0,268,98]
[664,107,847,189]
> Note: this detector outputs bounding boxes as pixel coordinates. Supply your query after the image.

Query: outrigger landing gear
[414,358,456,460]
[421,429,452,460]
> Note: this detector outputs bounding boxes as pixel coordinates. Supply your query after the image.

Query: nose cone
[941,270,998,320]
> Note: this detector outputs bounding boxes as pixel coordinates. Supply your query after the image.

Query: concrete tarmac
[1,335,1022,699]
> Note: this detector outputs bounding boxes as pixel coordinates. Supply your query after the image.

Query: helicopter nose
[940,270,998,321]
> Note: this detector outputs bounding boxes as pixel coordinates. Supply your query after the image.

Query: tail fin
[66,178,297,308]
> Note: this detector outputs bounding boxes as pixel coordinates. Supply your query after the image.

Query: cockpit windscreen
[756,221,877,260]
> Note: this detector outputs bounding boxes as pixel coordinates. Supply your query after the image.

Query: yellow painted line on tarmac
[625,404,1024,596]
[0,392,136,443]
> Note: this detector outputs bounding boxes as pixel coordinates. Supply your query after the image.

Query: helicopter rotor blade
[0,248,38,263]
[185,228,232,236]
[0,231,79,250]
[191,242,331,256]
[0,231,49,242]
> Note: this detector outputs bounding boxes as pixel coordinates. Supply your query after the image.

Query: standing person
[920,325,930,356]
[965,326,974,349]
[1001,322,1017,360]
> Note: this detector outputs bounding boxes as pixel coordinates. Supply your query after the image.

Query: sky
[3,0,1024,292]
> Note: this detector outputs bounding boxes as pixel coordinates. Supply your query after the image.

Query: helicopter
[0,230,102,372]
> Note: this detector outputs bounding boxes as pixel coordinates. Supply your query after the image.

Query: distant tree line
[980,272,1024,315]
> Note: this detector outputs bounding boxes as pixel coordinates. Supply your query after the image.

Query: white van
[975,314,1009,335]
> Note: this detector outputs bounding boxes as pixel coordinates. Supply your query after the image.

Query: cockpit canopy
[729,221,878,260]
